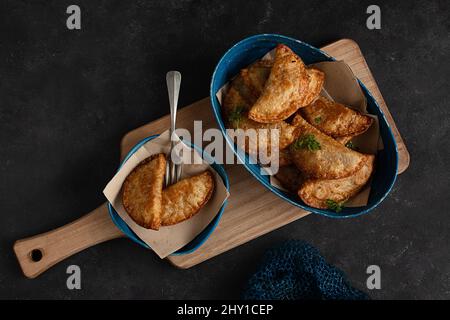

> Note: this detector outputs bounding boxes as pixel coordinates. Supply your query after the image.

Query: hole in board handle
[29,249,43,262]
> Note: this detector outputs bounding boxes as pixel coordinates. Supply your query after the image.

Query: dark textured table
[1,0,449,299]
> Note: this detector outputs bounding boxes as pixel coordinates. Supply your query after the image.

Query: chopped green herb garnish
[228,106,245,128]
[325,199,344,213]
[314,116,322,124]
[291,134,321,151]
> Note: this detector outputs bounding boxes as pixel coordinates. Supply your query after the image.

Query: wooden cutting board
[13,39,410,278]
[140,39,410,268]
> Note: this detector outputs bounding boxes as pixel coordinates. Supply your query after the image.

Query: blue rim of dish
[210,34,398,218]
[107,134,230,255]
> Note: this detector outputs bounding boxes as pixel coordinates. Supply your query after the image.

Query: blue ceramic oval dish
[210,34,398,218]
[108,135,230,255]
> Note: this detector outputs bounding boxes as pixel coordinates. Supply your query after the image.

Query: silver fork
[165,71,182,187]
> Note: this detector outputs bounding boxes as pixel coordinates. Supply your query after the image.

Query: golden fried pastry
[248,44,308,123]
[299,68,325,107]
[233,69,260,105]
[275,165,305,193]
[122,154,166,230]
[300,96,373,138]
[241,62,323,110]
[335,135,354,145]
[298,155,375,209]
[161,171,215,226]
[223,84,251,118]
[241,60,273,97]
[290,114,366,179]
[233,117,300,156]
[224,75,300,156]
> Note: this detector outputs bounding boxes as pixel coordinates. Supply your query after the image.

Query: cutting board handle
[13,203,124,278]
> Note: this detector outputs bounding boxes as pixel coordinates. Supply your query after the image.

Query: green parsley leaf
[291,134,321,151]
[314,116,322,124]
[325,199,344,213]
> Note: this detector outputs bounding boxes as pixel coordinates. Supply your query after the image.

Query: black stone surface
[0,0,449,299]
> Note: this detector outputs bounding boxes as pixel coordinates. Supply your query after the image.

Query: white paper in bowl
[216,48,381,208]
[103,130,229,258]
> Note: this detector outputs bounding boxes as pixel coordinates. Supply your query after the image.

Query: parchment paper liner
[216,48,382,208]
[103,130,229,258]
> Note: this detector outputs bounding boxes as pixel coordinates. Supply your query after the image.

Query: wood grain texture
[13,204,123,278]
[120,39,410,268]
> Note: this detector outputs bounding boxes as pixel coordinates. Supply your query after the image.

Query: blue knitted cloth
[243,240,368,300]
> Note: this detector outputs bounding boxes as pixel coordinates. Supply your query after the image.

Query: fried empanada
[275,165,305,193]
[301,96,373,138]
[290,114,366,179]
[234,69,260,105]
[298,154,375,209]
[299,68,325,107]
[248,44,308,123]
[122,153,166,230]
[161,171,215,226]
[223,84,251,118]
[241,62,323,109]
[234,116,299,156]
[224,76,300,156]
[335,135,354,145]
[242,60,273,97]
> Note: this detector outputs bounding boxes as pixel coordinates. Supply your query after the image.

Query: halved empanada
[298,154,375,209]
[122,153,166,230]
[248,44,308,123]
[161,171,215,226]
[290,114,366,179]
[300,96,373,138]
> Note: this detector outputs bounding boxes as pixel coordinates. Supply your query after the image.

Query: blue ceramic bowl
[210,34,398,218]
[108,135,230,255]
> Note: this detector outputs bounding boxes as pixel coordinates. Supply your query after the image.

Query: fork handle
[166,71,182,185]
[166,71,181,136]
